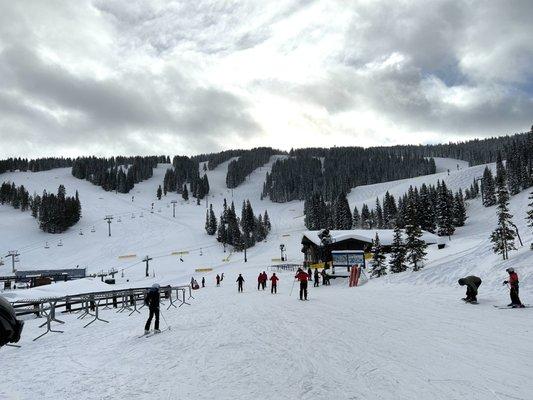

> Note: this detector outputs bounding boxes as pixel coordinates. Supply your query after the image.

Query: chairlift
[140,212,144,218]
[117,217,122,222]
[199,248,203,256]
[57,239,63,247]
[91,226,95,233]
[131,213,135,219]
[44,242,50,249]
[0,258,4,266]
[79,229,84,235]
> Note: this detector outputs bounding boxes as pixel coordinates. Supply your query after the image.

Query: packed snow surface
[1,156,532,400]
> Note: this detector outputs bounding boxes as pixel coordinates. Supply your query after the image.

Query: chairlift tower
[170,200,178,218]
[104,215,114,237]
[5,250,20,273]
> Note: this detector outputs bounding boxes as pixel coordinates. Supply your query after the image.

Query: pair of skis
[493,305,531,309]
[138,327,170,338]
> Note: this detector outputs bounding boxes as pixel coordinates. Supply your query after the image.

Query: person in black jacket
[458,276,482,303]
[0,295,24,348]
[144,284,161,334]
[237,274,245,292]
[313,269,320,287]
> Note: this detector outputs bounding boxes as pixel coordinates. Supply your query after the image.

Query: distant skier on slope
[503,268,524,308]
[295,268,309,300]
[0,295,24,348]
[270,273,279,294]
[237,274,245,293]
[261,271,268,290]
[257,273,263,291]
[313,269,320,287]
[458,276,482,303]
[144,284,161,335]
[216,274,221,286]
[202,277,205,288]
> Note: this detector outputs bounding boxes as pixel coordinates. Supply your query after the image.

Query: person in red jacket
[295,268,309,300]
[257,273,263,291]
[270,273,279,294]
[504,268,524,308]
[261,271,268,290]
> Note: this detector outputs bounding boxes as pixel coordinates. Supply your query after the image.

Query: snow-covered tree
[352,206,361,229]
[389,225,407,273]
[334,193,352,230]
[527,191,533,235]
[404,200,427,271]
[482,167,496,207]
[370,233,387,277]
[490,171,516,260]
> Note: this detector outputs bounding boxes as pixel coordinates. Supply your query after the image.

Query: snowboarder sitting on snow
[270,273,279,294]
[237,274,245,292]
[503,268,524,308]
[458,276,482,303]
[0,295,24,348]
[295,268,309,301]
[144,284,161,335]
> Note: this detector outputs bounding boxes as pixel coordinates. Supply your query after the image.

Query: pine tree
[453,189,467,227]
[263,210,271,232]
[182,184,189,201]
[389,225,407,273]
[375,198,383,228]
[436,181,455,238]
[527,191,533,235]
[482,167,496,207]
[352,206,361,229]
[404,199,427,271]
[490,171,516,260]
[156,185,162,200]
[370,233,387,277]
[334,193,352,229]
[361,204,371,229]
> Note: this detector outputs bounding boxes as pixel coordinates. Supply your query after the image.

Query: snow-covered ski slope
[1,156,533,400]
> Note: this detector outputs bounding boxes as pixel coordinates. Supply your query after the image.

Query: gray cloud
[0,0,532,157]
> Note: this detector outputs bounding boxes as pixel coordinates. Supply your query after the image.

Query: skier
[237,274,245,292]
[144,284,161,335]
[270,273,279,294]
[261,271,268,290]
[216,274,221,286]
[307,267,312,281]
[313,269,320,287]
[257,273,263,291]
[295,268,309,300]
[503,268,524,308]
[202,277,205,288]
[0,295,24,348]
[458,276,482,303]
[221,273,225,282]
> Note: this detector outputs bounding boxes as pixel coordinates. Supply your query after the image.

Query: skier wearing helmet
[503,268,524,308]
[144,284,161,334]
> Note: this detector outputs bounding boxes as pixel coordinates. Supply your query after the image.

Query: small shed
[301,229,440,267]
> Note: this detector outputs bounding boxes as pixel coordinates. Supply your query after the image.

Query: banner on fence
[195,268,213,272]
[118,254,136,259]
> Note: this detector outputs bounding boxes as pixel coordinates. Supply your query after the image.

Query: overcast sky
[0,0,532,158]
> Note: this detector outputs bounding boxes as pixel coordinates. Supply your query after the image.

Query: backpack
[0,296,24,347]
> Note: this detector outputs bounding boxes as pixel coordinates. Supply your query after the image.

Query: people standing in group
[144,284,161,334]
[270,273,279,294]
[295,268,309,301]
[504,268,524,308]
[313,269,320,287]
[237,274,245,293]
[216,274,221,286]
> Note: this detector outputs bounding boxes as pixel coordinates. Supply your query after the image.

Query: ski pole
[289,279,296,296]
[160,309,171,331]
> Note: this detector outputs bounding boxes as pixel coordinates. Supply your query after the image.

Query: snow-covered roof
[302,229,441,247]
